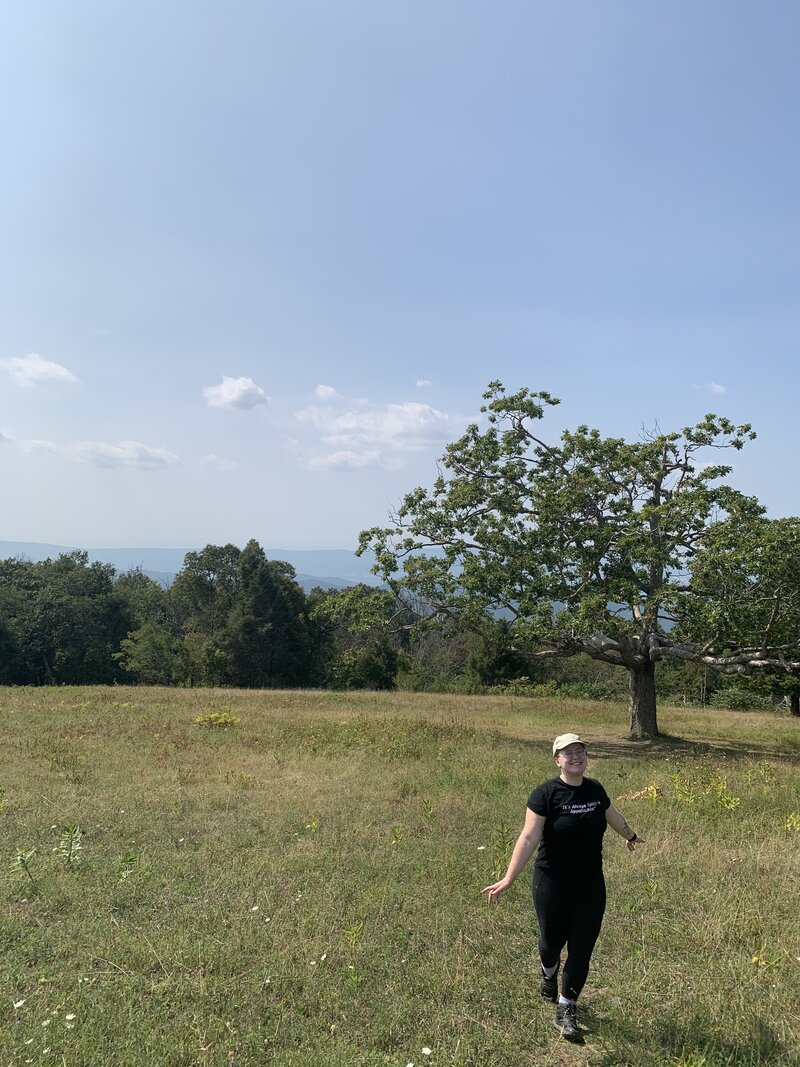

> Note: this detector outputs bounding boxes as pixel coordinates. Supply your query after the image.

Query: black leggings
[533,869,606,1001]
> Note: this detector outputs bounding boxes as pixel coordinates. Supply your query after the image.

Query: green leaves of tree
[358,381,772,737]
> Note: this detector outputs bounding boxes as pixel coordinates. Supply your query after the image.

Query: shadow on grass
[580,1003,793,1067]
[576,733,800,766]
[487,730,800,765]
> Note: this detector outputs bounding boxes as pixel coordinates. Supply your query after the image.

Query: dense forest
[0,538,793,713]
[0,541,395,691]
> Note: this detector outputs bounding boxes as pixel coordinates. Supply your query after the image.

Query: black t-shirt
[527,777,611,878]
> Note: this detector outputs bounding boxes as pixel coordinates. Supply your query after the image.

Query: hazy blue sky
[2,1,798,550]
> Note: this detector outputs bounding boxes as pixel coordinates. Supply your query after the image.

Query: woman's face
[556,743,587,775]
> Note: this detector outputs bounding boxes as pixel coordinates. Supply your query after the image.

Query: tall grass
[1,687,798,1066]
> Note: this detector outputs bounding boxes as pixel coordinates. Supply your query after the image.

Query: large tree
[169,541,316,688]
[0,552,128,684]
[223,541,315,688]
[359,381,764,738]
[170,544,242,643]
[678,514,800,715]
[169,544,242,685]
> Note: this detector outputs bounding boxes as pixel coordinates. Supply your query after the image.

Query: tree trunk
[791,693,800,718]
[629,661,659,738]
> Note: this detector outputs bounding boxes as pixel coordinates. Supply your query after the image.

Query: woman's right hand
[480,879,511,904]
[480,810,544,905]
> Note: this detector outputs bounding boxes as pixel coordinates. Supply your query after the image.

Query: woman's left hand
[626,835,644,852]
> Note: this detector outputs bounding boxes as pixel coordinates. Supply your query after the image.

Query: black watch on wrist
[627,833,637,842]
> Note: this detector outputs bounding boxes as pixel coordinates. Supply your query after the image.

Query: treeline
[0,541,403,690]
[0,540,790,709]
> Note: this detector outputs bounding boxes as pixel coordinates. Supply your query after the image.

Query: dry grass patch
[1,686,799,1066]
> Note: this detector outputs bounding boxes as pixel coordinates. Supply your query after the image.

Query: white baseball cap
[552,733,586,756]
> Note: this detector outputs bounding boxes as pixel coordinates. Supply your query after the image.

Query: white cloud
[18,439,59,453]
[314,384,341,400]
[73,440,179,469]
[0,353,79,387]
[203,376,269,409]
[297,401,462,451]
[693,381,726,395]
[295,396,467,471]
[416,378,432,388]
[200,454,239,472]
[307,449,384,471]
[0,431,60,453]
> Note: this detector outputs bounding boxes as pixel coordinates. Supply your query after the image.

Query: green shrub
[709,686,772,712]
[193,711,241,728]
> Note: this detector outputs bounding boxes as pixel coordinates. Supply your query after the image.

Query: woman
[481,733,643,1039]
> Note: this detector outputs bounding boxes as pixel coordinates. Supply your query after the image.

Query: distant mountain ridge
[0,541,379,592]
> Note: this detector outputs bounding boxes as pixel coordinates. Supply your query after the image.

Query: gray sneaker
[553,1001,579,1039]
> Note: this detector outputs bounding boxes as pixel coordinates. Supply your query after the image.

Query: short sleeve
[527,782,548,816]
[599,782,611,810]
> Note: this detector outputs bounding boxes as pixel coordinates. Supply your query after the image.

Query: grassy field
[1,687,799,1067]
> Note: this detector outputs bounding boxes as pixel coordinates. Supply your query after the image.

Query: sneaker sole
[552,1021,580,1040]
